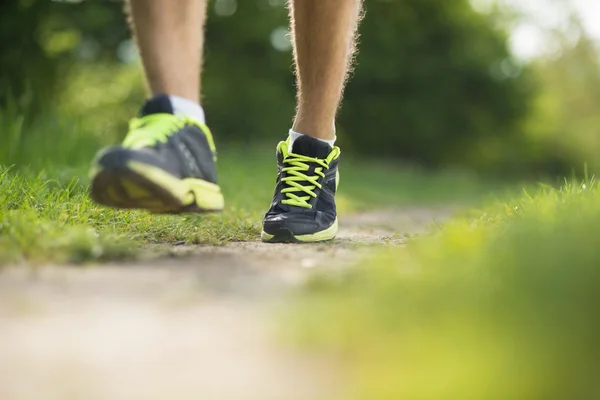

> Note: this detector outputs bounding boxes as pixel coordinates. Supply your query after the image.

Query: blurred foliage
[0,146,499,264]
[0,0,128,111]
[340,0,533,169]
[523,17,600,174]
[1,0,56,112]
[0,0,598,177]
[203,0,295,145]
[286,179,600,399]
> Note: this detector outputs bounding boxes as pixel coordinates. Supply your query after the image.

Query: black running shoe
[89,95,224,213]
[261,135,340,243]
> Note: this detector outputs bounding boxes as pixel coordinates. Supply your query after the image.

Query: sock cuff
[169,95,206,124]
[289,129,336,149]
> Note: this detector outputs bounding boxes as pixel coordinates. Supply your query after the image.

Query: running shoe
[261,135,340,243]
[89,95,224,213]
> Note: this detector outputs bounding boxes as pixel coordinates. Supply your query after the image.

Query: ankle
[292,117,336,142]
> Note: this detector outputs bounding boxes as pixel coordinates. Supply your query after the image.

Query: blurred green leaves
[524,17,600,175]
[340,0,533,171]
[1,0,598,177]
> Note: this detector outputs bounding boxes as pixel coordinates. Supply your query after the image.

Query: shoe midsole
[127,161,224,210]
[92,160,224,211]
[261,219,338,243]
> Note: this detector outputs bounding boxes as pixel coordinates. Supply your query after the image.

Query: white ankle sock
[288,129,336,150]
[169,95,206,124]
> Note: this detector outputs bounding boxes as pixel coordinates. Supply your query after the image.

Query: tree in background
[1,0,537,174]
[1,0,57,112]
[339,0,534,170]
[0,0,128,111]
[524,15,600,174]
[202,0,535,172]
[203,0,293,145]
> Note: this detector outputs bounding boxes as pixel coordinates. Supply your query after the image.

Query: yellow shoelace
[122,114,216,153]
[281,153,330,209]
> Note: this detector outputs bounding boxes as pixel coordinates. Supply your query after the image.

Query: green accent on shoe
[277,139,341,209]
[261,219,339,243]
[123,113,217,160]
[262,135,341,243]
[89,96,222,214]
[90,160,224,213]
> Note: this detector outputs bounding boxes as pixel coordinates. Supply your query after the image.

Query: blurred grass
[0,144,504,265]
[284,179,600,400]
[0,68,514,265]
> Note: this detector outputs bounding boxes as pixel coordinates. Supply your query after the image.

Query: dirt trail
[0,207,452,400]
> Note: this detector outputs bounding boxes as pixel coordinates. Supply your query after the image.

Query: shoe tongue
[290,135,332,159]
[139,94,175,116]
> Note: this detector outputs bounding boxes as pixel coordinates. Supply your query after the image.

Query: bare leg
[126,0,207,103]
[290,0,363,140]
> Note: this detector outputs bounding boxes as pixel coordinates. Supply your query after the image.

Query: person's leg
[89,0,224,214]
[126,0,206,103]
[290,0,363,141]
[261,0,363,243]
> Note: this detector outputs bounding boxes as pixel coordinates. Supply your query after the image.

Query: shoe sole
[89,160,224,214]
[260,219,338,243]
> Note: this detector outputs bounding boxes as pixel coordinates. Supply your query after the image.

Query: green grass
[0,144,502,265]
[0,165,258,265]
[0,91,513,265]
[284,180,600,400]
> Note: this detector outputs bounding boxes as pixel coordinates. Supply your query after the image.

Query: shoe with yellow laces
[261,135,341,243]
[89,95,224,213]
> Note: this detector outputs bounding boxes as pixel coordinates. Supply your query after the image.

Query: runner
[89,0,363,243]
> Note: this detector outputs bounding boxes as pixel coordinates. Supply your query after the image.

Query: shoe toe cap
[263,214,320,236]
[263,210,337,236]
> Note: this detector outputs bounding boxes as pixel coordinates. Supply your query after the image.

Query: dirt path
[0,207,452,400]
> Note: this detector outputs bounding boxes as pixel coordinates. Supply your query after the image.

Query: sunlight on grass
[0,93,513,266]
[0,141,504,265]
[0,167,258,265]
[284,179,600,399]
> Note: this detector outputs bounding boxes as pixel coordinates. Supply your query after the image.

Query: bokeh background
[2,0,600,176]
[3,3,600,399]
